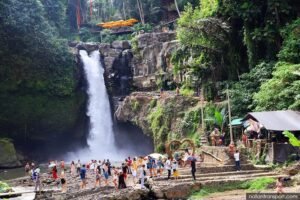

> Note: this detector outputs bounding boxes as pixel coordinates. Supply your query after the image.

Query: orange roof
[96,18,139,29]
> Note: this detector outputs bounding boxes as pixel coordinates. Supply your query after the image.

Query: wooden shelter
[242,110,300,163]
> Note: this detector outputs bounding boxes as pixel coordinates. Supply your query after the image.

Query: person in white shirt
[234,150,240,171]
[139,164,146,189]
[165,157,172,179]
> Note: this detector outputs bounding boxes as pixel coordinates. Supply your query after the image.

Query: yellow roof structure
[97,18,138,29]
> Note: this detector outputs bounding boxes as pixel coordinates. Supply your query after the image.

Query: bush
[0,181,12,193]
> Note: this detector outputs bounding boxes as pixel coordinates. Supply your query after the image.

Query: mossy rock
[0,138,21,168]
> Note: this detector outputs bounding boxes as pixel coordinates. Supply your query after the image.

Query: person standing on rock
[25,162,30,176]
[103,163,109,186]
[76,160,81,175]
[70,161,76,176]
[106,159,112,176]
[139,164,146,189]
[122,163,128,180]
[60,160,65,170]
[80,164,87,189]
[94,168,101,188]
[190,155,197,180]
[165,157,172,180]
[112,167,119,190]
[33,166,42,193]
[234,150,240,171]
[127,157,132,174]
[60,170,67,193]
[172,161,179,180]
[118,169,127,189]
[52,166,58,180]
[157,157,164,177]
[146,156,153,177]
[132,157,138,184]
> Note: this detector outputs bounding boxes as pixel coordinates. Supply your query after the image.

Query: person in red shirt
[52,166,58,180]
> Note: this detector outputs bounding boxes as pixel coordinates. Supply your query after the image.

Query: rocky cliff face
[115,92,201,152]
[132,32,178,90]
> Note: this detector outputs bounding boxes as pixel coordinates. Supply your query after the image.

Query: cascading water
[66,49,153,161]
[77,50,119,159]
[68,50,121,160]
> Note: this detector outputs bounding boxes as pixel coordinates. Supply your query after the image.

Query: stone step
[183,163,257,173]
[153,175,281,187]
[154,169,271,179]
[152,171,278,183]
[177,167,269,174]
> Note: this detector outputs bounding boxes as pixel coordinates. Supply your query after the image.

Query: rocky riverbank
[4,158,284,200]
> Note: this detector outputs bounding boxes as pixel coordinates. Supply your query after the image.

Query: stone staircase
[150,163,280,199]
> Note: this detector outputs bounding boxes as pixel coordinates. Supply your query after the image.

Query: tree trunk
[174,0,181,17]
[123,0,127,19]
[136,0,145,24]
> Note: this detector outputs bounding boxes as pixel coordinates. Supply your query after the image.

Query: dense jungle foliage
[0,0,299,155]
[173,0,300,117]
[0,0,86,152]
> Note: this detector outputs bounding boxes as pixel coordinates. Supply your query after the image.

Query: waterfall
[66,49,153,161]
[78,50,119,159]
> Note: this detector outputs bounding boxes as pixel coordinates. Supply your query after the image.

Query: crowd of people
[24,152,198,193]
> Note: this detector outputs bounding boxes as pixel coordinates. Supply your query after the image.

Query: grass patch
[241,177,276,191]
[190,177,276,199]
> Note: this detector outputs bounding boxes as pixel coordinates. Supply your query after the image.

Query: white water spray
[65,50,153,161]
[77,50,120,159]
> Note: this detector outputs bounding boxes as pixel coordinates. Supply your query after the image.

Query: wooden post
[201,88,205,131]
[227,86,233,144]
[200,87,208,146]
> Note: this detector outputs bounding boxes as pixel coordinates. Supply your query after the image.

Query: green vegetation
[0,0,86,145]
[283,131,300,147]
[190,177,275,199]
[241,177,276,191]
[180,86,194,97]
[147,103,172,152]
[253,62,300,110]
[173,0,300,115]
[0,181,12,193]
[131,99,141,112]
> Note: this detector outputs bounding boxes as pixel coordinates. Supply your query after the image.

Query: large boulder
[0,139,21,168]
